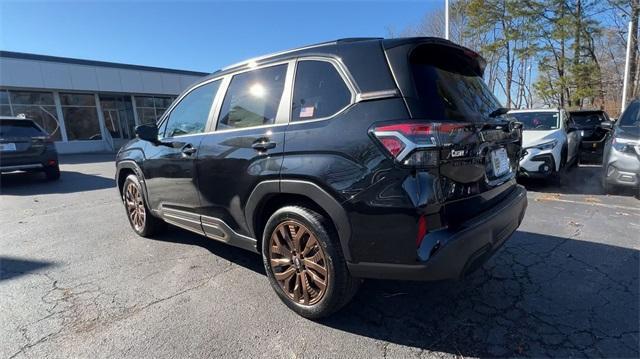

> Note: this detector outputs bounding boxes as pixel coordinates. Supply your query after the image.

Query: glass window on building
[100,96,136,139]
[135,95,175,124]
[0,90,11,117]
[1,90,62,141]
[60,93,101,141]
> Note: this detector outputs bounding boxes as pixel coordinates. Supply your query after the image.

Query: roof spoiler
[384,37,487,77]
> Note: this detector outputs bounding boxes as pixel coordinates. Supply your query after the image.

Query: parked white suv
[508,109,580,179]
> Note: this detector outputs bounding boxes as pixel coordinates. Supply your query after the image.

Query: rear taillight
[371,122,440,168]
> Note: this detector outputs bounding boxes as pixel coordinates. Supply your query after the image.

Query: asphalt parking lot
[1,154,638,358]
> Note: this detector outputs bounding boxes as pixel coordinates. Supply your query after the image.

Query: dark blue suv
[115,37,527,318]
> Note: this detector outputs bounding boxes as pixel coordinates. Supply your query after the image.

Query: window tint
[619,101,640,127]
[292,61,351,121]
[163,80,220,138]
[218,64,287,130]
[508,112,559,131]
[0,120,45,137]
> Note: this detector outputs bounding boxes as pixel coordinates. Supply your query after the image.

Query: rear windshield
[508,112,559,131]
[0,120,45,137]
[410,49,502,122]
[571,112,606,127]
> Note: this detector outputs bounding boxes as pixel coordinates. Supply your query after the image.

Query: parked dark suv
[116,37,528,318]
[0,116,60,180]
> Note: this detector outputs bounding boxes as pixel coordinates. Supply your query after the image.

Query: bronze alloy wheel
[268,220,329,306]
[124,182,145,231]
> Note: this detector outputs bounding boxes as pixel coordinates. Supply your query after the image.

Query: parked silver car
[602,99,640,194]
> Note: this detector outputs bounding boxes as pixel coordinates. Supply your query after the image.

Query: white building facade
[0,51,207,153]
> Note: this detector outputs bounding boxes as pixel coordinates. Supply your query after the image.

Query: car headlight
[612,137,638,153]
[532,139,558,151]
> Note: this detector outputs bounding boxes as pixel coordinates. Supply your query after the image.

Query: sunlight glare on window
[249,83,266,98]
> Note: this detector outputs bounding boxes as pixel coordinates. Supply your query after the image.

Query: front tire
[262,206,359,319]
[122,174,165,237]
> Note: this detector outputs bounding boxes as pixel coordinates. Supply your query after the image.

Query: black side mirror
[600,121,613,130]
[567,125,577,133]
[135,123,159,143]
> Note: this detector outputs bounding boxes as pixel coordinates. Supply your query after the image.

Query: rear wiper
[488,107,510,118]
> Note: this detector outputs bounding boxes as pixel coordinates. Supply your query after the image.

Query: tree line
[391,0,638,117]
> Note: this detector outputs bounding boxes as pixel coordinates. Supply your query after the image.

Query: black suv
[116,37,527,318]
[1,116,60,180]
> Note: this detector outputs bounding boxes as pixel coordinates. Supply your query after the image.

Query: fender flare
[245,179,353,261]
[116,160,155,214]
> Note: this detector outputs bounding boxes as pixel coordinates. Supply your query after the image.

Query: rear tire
[122,174,166,237]
[262,205,360,319]
[44,165,60,181]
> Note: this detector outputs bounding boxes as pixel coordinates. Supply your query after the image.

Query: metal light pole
[622,21,633,113]
[445,0,450,40]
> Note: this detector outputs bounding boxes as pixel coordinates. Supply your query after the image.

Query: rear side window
[0,120,45,137]
[410,45,502,122]
[291,60,351,121]
[218,64,287,130]
[163,80,220,138]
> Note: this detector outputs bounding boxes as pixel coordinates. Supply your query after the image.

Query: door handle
[181,144,197,156]
[252,138,276,151]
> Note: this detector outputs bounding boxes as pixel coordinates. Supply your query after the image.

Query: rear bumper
[347,185,528,281]
[0,152,58,173]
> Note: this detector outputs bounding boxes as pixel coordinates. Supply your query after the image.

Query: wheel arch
[116,160,155,213]
[246,180,352,261]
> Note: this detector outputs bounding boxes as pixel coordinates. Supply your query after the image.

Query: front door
[196,62,291,241]
[142,79,222,233]
[564,111,579,162]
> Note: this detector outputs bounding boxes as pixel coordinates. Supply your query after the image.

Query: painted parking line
[528,193,640,213]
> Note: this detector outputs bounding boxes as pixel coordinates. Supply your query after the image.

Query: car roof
[209,37,382,77]
[508,108,560,114]
[0,116,35,121]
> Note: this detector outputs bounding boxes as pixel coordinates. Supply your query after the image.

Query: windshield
[0,120,45,137]
[508,112,559,131]
[619,102,640,127]
[571,112,606,127]
[411,64,502,123]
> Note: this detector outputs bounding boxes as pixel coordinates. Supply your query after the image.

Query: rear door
[196,61,292,240]
[142,79,222,230]
[385,40,522,224]
[0,119,49,164]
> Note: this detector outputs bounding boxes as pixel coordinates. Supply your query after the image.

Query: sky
[0,0,442,74]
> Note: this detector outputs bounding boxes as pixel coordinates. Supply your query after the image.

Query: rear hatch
[383,38,521,226]
[0,119,50,162]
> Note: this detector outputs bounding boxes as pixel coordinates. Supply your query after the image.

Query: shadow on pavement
[58,153,116,165]
[0,256,55,281]
[151,225,639,357]
[322,231,639,357]
[519,164,637,197]
[0,171,115,195]
[151,226,265,275]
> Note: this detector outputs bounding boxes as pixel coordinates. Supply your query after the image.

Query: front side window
[218,64,287,130]
[291,60,351,121]
[162,80,221,138]
[508,112,560,131]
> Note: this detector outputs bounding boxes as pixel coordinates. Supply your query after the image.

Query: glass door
[100,95,136,139]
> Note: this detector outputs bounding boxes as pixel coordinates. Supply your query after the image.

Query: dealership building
[0,51,207,153]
